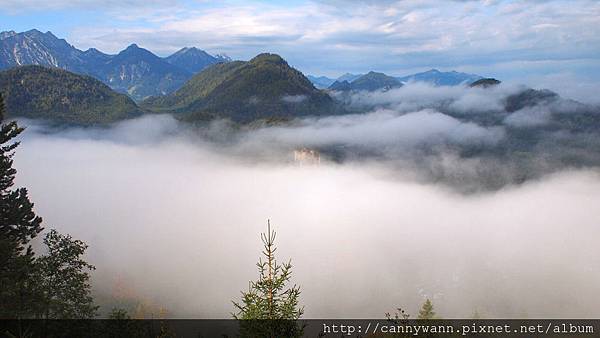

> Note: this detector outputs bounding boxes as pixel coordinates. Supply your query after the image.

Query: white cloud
[504,106,553,127]
[64,1,600,62]
[247,109,504,149]
[13,116,600,318]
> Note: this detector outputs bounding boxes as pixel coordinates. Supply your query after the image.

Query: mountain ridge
[328,71,402,91]
[0,29,229,101]
[308,69,484,89]
[143,53,342,123]
[397,69,482,85]
[165,47,230,74]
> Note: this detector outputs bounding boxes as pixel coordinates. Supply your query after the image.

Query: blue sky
[1,0,599,102]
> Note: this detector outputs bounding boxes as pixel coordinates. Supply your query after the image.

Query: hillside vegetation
[0,65,141,124]
[143,53,342,123]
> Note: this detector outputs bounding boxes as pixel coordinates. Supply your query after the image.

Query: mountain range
[309,69,482,90]
[0,29,229,101]
[1,29,484,101]
[0,28,597,141]
[397,69,482,85]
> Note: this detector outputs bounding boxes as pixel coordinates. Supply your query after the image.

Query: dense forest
[0,66,142,124]
[143,53,342,123]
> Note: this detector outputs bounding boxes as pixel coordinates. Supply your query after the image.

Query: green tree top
[37,229,98,319]
[418,298,436,320]
[233,220,303,320]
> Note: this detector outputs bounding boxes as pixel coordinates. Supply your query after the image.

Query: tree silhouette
[37,229,98,319]
[0,92,44,318]
[233,220,304,337]
[233,220,303,320]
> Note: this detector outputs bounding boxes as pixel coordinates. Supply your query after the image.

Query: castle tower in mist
[293,147,321,165]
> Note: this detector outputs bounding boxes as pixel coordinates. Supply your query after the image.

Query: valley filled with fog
[11,83,600,318]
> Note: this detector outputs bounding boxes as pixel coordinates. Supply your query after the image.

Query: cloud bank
[12,113,600,318]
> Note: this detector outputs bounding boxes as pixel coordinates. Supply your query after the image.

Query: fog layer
[13,113,600,318]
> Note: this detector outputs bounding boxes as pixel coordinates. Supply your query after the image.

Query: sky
[1,0,600,102]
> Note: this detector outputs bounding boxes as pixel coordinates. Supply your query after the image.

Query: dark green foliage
[36,229,98,319]
[0,65,142,124]
[143,53,342,123]
[0,92,44,318]
[0,94,97,320]
[418,299,436,320]
[143,61,246,112]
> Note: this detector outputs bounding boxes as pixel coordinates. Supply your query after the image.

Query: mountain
[0,31,17,40]
[307,75,336,89]
[328,80,353,91]
[165,47,230,74]
[0,29,87,72]
[80,47,112,65]
[318,69,483,90]
[143,53,340,123]
[89,44,191,101]
[0,30,229,101]
[337,73,362,83]
[470,78,501,88]
[328,71,402,91]
[0,65,141,124]
[504,88,559,113]
[398,69,482,86]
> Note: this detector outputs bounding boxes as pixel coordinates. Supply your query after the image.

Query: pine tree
[233,220,304,337]
[0,92,44,318]
[37,229,98,319]
[233,221,303,320]
[418,299,436,320]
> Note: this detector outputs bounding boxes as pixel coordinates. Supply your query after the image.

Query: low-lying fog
[12,84,600,318]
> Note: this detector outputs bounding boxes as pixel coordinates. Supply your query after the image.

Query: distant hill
[0,65,141,124]
[504,88,559,112]
[307,75,336,89]
[0,29,229,101]
[337,73,362,83]
[398,69,482,86]
[328,80,353,91]
[470,78,501,88]
[165,47,230,74]
[143,53,341,123]
[328,71,402,91]
[311,69,484,89]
